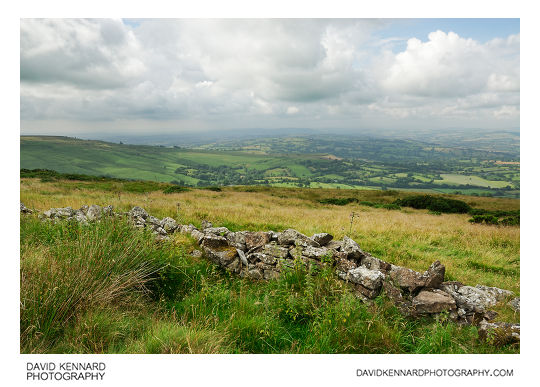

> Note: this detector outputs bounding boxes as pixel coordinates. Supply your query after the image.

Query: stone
[190,249,203,258]
[204,226,230,236]
[326,240,343,251]
[278,229,319,247]
[202,245,238,266]
[20,203,32,214]
[263,269,280,280]
[483,310,499,322]
[201,220,213,229]
[155,234,169,242]
[86,205,102,221]
[388,265,426,293]
[74,210,88,224]
[201,234,229,250]
[261,243,290,259]
[191,229,205,244]
[311,233,333,246]
[160,217,178,233]
[244,231,271,250]
[475,285,514,302]
[79,205,89,215]
[180,224,196,233]
[237,249,248,266]
[338,266,385,291]
[56,207,75,218]
[247,266,264,280]
[146,215,161,226]
[335,257,357,274]
[102,205,114,216]
[508,297,520,312]
[129,206,148,220]
[302,245,331,261]
[247,252,277,265]
[440,283,497,314]
[478,320,520,345]
[267,231,280,242]
[361,255,392,273]
[422,260,445,289]
[226,231,247,250]
[354,284,381,299]
[412,289,457,314]
[341,236,368,262]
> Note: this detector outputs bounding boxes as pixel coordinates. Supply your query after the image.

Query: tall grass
[20,216,167,352]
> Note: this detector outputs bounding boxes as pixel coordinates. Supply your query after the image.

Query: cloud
[20,19,519,133]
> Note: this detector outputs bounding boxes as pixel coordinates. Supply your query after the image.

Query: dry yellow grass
[20,178,520,294]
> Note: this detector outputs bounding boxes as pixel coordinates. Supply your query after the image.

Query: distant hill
[20,135,519,198]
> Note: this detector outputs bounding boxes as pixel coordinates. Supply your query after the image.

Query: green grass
[436,174,512,188]
[20,213,519,354]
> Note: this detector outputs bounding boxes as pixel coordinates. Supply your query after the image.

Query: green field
[20,135,520,197]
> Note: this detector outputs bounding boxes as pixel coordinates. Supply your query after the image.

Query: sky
[20,18,520,136]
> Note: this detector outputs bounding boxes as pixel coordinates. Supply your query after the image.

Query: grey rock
[326,240,343,251]
[302,245,331,261]
[341,236,368,262]
[86,205,102,221]
[412,289,457,314]
[129,206,148,220]
[311,233,333,246]
[244,231,271,250]
[204,226,230,236]
[247,252,277,265]
[79,205,89,215]
[267,231,280,242]
[56,207,75,218]
[160,217,178,233]
[339,266,385,291]
[202,245,238,266]
[190,229,205,244]
[261,243,290,259]
[226,231,247,251]
[190,249,203,258]
[475,285,514,302]
[422,260,445,289]
[247,268,264,280]
[508,297,520,312]
[278,229,319,247]
[102,205,114,216]
[263,269,280,280]
[361,255,392,273]
[180,224,196,233]
[20,203,32,214]
[478,320,520,345]
[74,210,88,224]
[201,234,229,249]
[335,256,357,274]
[201,220,213,230]
[440,283,497,313]
[388,265,426,293]
[237,249,248,266]
[146,215,161,226]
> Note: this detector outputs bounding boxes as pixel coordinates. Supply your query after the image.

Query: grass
[20,214,518,354]
[20,177,520,353]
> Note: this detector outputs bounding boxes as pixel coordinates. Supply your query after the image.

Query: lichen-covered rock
[201,220,213,230]
[278,229,319,247]
[508,297,520,312]
[244,231,271,250]
[335,256,357,274]
[422,260,445,289]
[74,210,88,224]
[388,265,426,293]
[20,203,32,214]
[247,252,277,265]
[311,233,333,246]
[338,266,385,291]
[129,206,148,220]
[412,289,456,314]
[237,249,248,266]
[341,236,368,262]
[226,231,247,250]
[475,285,514,302]
[191,229,205,243]
[302,245,331,261]
[261,243,290,259]
[201,234,229,250]
[79,205,89,215]
[202,245,238,266]
[160,217,178,233]
[478,320,520,345]
[326,240,343,251]
[190,249,203,258]
[361,255,392,273]
[102,205,114,216]
[440,282,497,313]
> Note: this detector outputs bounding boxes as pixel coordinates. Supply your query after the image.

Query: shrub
[163,185,191,194]
[394,195,471,214]
[468,215,499,225]
[319,198,358,206]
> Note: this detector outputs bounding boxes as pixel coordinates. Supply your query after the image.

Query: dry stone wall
[23,203,520,345]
